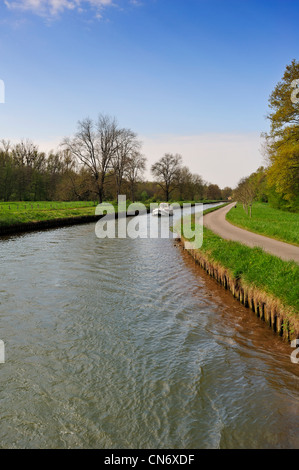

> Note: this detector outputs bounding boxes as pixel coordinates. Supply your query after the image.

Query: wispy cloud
[4,0,116,17]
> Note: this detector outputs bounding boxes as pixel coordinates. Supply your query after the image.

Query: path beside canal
[203,203,299,263]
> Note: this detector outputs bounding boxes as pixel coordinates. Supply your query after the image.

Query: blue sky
[0,0,298,187]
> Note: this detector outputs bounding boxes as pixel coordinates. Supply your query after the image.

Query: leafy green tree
[206,183,222,200]
[176,166,192,200]
[221,186,233,200]
[267,59,299,135]
[190,174,204,201]
[266,126,299,208]
[264,59,299,210]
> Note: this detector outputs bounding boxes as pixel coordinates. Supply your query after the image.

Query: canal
[0,205,298,448]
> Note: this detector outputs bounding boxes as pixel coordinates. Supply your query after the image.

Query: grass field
[0,201,98,227]
[0,200,222,228]
[226,202,299,246]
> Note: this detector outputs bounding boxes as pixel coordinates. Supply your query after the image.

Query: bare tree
[125,152,147,202]
[0,139,11,154]
[177,166,192,200]
[190,174,204,200]
[62,115,121,203]
[12,139,39,168]
[11,139,40,199]
[0,140,13,201]
[97,114,121,202]
[234,176,256,217]
[112,128,141,199]
[151,153,182,201]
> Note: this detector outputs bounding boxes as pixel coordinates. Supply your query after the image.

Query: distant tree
[176,166,192,200]
[190,174,204,200]
[12,139,39,168]
[0,141,14,201]
[112,128,141,199]
[151,153,182,201]
[221,186,233,200]
[140,190,148,202]
[206,183,222,200]
[62,115,121,203]
[249,167,268,203]
[11,139,43,200]
[125,152,147,202]
[234,176,256,217]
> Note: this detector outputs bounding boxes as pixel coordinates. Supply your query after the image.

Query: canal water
[0,205,298,448]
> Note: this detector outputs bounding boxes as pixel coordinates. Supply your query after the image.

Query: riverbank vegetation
[0,201,97,227]
[226,202,299,246]
[233,60,298,214]
[0,117,231,205]
[0,199,221,229]
[179,206,299,340]
[198,227,299,314]
[185,227,299,339]
[0,119,231,229]
[201,227,299,314]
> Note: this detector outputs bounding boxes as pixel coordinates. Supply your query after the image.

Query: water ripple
[0,210,298,448]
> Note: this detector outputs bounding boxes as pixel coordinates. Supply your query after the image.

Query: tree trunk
[131,186,135,203]
[166,187,169,202]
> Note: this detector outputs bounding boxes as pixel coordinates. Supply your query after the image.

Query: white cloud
[4,0,115,17]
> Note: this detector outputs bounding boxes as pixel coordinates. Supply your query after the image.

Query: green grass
[0,201,98,227]
[0,200,222,228]
[0,200,153,227]
[226,202,299,246]
[199,227,299,312]
[0,201,97,211]
[3,199,298,312]
[179,206,299,313]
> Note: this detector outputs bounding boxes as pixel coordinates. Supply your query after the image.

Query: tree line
[234,59,299,215]
[1,61,296,207]
[0,114,231,203]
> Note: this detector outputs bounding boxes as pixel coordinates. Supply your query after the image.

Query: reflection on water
[0,207,298,448]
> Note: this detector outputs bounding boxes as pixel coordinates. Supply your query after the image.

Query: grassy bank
[0,200,223,230]
[226,202,299,246]
[0,201,98,227]
[177,205,299,340]
[197,227,299,313]
[184,207,299,312]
